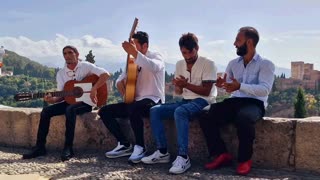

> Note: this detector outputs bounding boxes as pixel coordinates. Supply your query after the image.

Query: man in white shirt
[141,33,217,174]
[98,31,165,164]
[199,27,275,176]
[23,45,110,161]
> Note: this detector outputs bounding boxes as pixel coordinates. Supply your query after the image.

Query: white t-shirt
[175,56,217,104]
[56,61,108,91]
[117,50,165,103]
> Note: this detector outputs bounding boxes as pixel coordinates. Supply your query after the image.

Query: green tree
[294,87,307,118]
[165,71,174,83]
[85,50,95,64]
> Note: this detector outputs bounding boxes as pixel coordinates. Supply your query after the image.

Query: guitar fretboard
[31,91,75,99]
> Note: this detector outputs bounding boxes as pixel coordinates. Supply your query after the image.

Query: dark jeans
[98,98,158,147]
[199,97,265,162]
[36,101,92,148]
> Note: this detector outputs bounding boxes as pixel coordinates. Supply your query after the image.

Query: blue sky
[0,0,320,71]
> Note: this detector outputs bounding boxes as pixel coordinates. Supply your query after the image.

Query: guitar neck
[126,18,138,73]
[31,91,73,99]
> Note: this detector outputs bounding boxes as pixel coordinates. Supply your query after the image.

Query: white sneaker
[128,145,146,163]
[169,156,191,174]
[141,150,170,164]
[105,142,132,158]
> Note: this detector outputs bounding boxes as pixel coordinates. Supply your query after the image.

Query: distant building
[277,61,320,91]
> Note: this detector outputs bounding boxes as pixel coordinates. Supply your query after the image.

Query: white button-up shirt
[175,56,217,104]
[225,53,275,107]
[56,60,108,91]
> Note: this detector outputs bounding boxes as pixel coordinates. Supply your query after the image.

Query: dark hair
[132,31,149,45]
[62,45,79,54]
[179,32,199,51]
[239,26,259,47]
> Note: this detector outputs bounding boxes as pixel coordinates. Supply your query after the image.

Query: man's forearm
[92,73,110,91]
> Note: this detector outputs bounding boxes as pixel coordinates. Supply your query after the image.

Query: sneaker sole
[169,163,191,174]
[128,159,141,164]
[105,151,132,159]
[22,152,47,159]
[142,159,170,164]
[128,156,145,164]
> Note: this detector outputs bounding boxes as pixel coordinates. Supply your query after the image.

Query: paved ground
[0,146,319,180]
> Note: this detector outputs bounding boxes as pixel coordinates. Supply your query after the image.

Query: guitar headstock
[14,92,33,101]
[129,18,139,40]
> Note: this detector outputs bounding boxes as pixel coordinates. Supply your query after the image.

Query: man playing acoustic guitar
[22,45,110,161]
[98,31,165,164]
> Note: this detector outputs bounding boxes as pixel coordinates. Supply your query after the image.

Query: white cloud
[1,30,320,71]
[0,34,126,66]
[206,40,226,46]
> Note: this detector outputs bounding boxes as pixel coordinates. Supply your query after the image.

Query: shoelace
[153,151,162,159]
[173,156,186,167]
[112,143,124,152]
[132,146,143,156]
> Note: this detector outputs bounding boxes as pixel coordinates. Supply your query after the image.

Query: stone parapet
[0,108,319,173]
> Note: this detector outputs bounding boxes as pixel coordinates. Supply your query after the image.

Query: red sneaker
[236,160,252,175]
[204,153,233,170]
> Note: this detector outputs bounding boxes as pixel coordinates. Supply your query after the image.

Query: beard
[236,42,248,56]
[185,54,198,64]
[66,59,78,64]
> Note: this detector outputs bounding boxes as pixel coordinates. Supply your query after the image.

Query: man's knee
[174,106,188,119]
[150,104,163,116]
[98,105,112,119]
[235,110,261,125]
[40,107,53,118]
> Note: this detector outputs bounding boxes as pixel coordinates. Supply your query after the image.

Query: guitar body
[124,59,138,104]
[64,74,108,107]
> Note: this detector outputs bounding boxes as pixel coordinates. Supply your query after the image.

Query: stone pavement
[0,146,319,180]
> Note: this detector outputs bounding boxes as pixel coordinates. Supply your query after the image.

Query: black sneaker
[61,146,74,161]
[22,146,47,159]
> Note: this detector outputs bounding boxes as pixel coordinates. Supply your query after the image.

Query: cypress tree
[85,50,95,64]
[294,87,307,118]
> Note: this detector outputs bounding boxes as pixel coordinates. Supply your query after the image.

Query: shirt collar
[237,52,260,63]
[64,60,82,72]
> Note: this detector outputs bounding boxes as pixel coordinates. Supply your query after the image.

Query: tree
[294,87,307,118]
[85,50,95,64]
[165,71,174,83]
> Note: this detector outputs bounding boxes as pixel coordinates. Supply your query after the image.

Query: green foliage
[85,50,95,64]
[165,71,174,83]
[107,91,122,104]
[2,50,57,79]
[294,87,307,118]
[280,73,286,78]
[0,76,56,107]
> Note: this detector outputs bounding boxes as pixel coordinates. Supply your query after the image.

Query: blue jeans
[149,98,209,156]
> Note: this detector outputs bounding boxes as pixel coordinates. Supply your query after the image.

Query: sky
[0,0,320,72]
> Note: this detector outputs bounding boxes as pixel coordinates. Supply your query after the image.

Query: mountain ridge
[2,49,291,77]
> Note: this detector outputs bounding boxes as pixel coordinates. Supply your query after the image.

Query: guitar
[124,18,139,104]
[14,74,108,107]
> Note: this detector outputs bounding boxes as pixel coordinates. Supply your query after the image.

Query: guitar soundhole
[73,87,84,98]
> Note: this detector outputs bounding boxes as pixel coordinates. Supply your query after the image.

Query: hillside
[2,50,58,79]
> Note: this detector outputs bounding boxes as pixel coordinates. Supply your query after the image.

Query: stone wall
[0,108,320,173]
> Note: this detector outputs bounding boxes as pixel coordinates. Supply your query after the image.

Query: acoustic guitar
[14,74,107,107]
[124,18,139,104]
